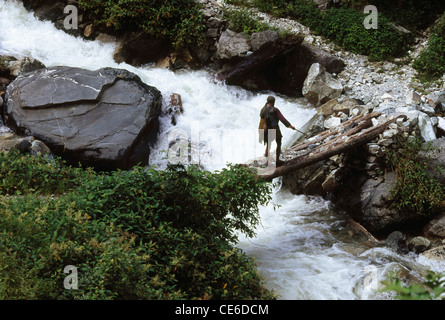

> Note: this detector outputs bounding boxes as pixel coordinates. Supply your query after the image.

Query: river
[1,0,444,300]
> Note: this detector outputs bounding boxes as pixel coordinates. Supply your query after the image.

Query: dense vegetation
[78,0,206,48]
[0,150,276,299]
[384,272,445,300]
[227,0,444,78]
[227,0,409,60]
[386,138,444,216]
[413,13,445,81]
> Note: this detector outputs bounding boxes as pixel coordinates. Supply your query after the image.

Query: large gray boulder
[302,63,343,106]
[216,29,251,60]
[5,66,162,170]
[220,36,345,97]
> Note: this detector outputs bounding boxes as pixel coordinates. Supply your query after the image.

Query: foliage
[223,8,274,35]
[315,8,408,60]
[386,137,444,215]
[78,0,206,48]
[413,13,445,82]
[0,152,276,300]
[341,0,445,31]
[383,272,445,300]
[0,149,95,196]
[243,0,409,60]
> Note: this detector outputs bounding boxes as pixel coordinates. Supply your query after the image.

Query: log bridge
[252,111,407,181]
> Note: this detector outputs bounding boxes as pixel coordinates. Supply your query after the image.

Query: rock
[285,113,326,149]
[313,0,335,10]
[418,137,445,185]
[406,90,422,105]
[424,213,445,239]
[317,98,338,116]
[323,116,342,129]
[437,117,445,134]
[302,63,342,106]
[5,66,162,170]
[166,93,184,125]
[336,173,422,233]
[322,168,341,193]
[422,245,445,261]
[385,231,406,250]
[406,236,431,253]
[216,29,251,60]
[250,30,279,52]
[30,139,52,156]
[83,24,95,38]
[367,143,384,157]
[417,113,437,142]
[17,138,32,153]
[10,57,46,77]
[220,36,344,97]
[282,162,326,195]
[416,103,435,116]
[0,133,31,153]
[113,31,170,66]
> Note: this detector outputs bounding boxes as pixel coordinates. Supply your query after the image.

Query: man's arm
[275,108,295,129]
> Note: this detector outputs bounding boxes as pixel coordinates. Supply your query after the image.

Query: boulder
[302,63,343,106]
[336,173,423,233]
[220,36,344,97]
[250,30,279,51]
[417,113,437,142]
[113,31,170,66]
[406,236,431,253]
[216,29,251,60]
[10,57,46,77]
[423,213,445,239]
[418,137,445,185]
[5,66,162,170]
[422,245,445,261]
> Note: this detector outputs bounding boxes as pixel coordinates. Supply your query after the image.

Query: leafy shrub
[78,0,206,48]
[341,0,445,31]
[248,1,409,60]
[384,272,445,300]
[315,8,408,60]
[386,138,444,215]
[413,13,445,81]
[0,153,276,300]
[0,149,95,196]
[223,8,274,35]
[284,0,321,29]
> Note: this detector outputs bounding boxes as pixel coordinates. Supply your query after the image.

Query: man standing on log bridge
[259,96,296,167]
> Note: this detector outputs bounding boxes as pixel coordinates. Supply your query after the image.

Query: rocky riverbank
[1,0,445,262]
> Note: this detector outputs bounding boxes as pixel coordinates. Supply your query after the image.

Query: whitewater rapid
[1,0,444,299]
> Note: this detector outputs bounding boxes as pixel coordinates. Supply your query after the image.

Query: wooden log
[286,112,381,153]
[259,115,406,180]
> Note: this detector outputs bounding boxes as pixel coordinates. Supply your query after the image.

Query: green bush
[78,0,206,48]
[223,8,274,35]
[384,272,445,300]
[0,153,276,300]
[413,13,445,82]
[248,1,409,60]
[315,8,408,60]
[0,149,95,196]
[341,0,445,31]
[386,138,444,216]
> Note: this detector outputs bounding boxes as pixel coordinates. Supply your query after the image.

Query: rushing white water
[1,0,444,300]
